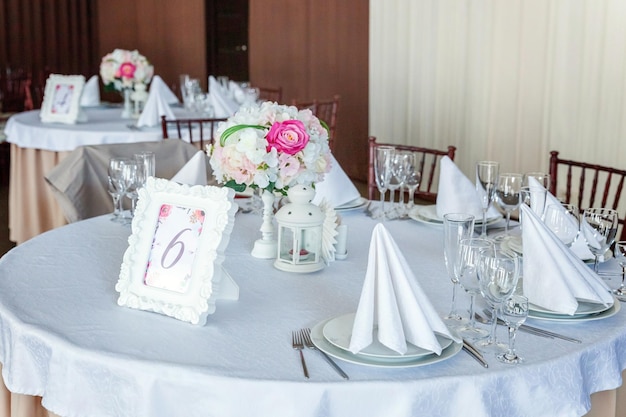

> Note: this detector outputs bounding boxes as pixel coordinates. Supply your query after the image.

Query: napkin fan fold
[349,223,460,355]
[311,153,361,208]
[80,75,100,107]
[170,151,208,186]
[521,204,613,315]
[137,78,176,128]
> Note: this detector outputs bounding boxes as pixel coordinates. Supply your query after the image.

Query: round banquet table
[0,207,625,417]
[3,107,191,245]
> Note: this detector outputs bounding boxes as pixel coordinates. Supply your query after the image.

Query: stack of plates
[528,298,620,322]
[408,205,501,227]
[310,313,462,368]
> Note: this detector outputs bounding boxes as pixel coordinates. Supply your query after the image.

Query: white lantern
[274,184,325,273]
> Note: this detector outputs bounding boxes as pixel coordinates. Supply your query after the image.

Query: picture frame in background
[116,177,239,325]
[40,74,86,124]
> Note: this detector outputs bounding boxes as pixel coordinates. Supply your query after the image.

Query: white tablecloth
[0,209,625,417]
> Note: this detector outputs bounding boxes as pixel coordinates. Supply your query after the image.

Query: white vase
[251,189,277,259]
[121,88,132,119]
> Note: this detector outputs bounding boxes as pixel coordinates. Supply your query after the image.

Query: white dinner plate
[529,300,611,317]
[501,235,613,263]
[335,197,368,211]
[322,313,453,359]
[311,318,462,368]
[408,205,501,227]
[528,298,620,322]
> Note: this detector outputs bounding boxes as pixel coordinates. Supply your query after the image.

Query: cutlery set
[292,328,349,380]
[475,310,581,343]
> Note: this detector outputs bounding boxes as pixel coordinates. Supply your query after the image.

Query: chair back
[256,86,282,103]
[367,136,456,203]
[292,95,340,151]
[549,150,626,240]
[161,116,227,150]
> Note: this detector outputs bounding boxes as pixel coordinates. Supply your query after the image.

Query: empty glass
[374,146,395,220]
[476,161,500,237]
[495,173,523,236]
[543,204,580,247]
[403,152,422,212]
[107,157,131,222]
[387,151,409,217]
[613,241,626,298]
[134,151,156,185]
[456,238,494,339]
[120,159,141,218]
[520,185,548,221]
[582,208,619,273]
[524,172,551,190]
[477,247,521,354]
[497,294,529,364]
[442,213,475,325]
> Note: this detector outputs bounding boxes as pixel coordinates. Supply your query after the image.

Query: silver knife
[462,339,488,368]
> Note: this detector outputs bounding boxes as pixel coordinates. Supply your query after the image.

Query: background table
[3,107,192,244]
[0,207,624,417]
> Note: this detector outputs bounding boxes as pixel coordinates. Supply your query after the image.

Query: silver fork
[292,330,309,379]
[301,328,349,380]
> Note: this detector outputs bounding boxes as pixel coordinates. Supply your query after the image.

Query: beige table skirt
[8,144,69,245]
[0,365,623,417]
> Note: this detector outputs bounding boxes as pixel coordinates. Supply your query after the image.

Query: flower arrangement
[208,101,332,195]
[99,49,154,92]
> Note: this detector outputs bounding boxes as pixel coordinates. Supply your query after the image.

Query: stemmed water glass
[582,208,619,273]
[387,151,408,218]
[495,173,523,236]
[543,204,580,247]
[613,241,626,298]
[475,161,499,237]
[524,172,551,190]
[497,294,529,364]
[107,157,131,223]
[403,152,422,213]
[120,159,141,218]
[476,247,521,354]
[442,213,475,326]
[456,238,494,339]
[520,185,548,221]
[374,146,394,219]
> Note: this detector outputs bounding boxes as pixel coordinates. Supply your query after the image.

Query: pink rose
[119,62,136,79]
[266,120,309,155]
[159,204,172,219]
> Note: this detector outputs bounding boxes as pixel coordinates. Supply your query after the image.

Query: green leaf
[220,124,266,146]
[320,120,330,136]
[224,180,247,193]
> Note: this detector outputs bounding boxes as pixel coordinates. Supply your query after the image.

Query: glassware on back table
[582,208,619,273]
[374,146,395,220]
[475,161,500,237]
[613,241,626,298]
[543,204,580,247]
[442,213,475,326]
[476,247,520,354]
[456,238,494,340]
[403,152,422,212]
[495,173,523,236]
[497,294,529,364]
[387,151,409,218]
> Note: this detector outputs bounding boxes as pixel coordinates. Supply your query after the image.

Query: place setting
[308,223,464,369]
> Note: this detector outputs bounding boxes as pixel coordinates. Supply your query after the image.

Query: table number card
[40,74,87,124]
[116,177,238,325]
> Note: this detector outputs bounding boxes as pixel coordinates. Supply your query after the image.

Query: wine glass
[497,294,529,364]
[455,238,494,339]
[403,152,422,212]
[495,173,523,236]
[374,146,394,220]
[582,208,619,273]
[543,204,580,247]
[520,185,548,220]
[613,241,626,298]
[442,213,475,325]
[107,157,131,223]
[134,151,156,187]
[475,161,500,237]
[387,151,408,218]
[120,159,141,218]
[524,172,551,190]
[476,247,521,353]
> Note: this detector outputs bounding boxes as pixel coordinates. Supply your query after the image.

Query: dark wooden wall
[0,0,369,181]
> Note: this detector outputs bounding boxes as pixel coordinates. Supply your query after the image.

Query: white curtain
[370,0,626,189]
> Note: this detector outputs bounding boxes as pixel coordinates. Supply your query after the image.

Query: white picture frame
[40,74,86,124]
[116,177,239,325]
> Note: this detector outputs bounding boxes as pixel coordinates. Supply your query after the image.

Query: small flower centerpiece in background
[100,49,154,118]
[207,101,332,259]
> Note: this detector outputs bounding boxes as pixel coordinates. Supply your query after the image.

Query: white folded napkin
[229,80,247,105]
[209,76,239,118]
[436,156,499,219]
[150,75,180,105]
[80,75,100,107]
[170,151,208,186]
[311,153,361,208]
[136,82,176,128]
[521,204,613,315]
[528,177,595,260]
[349,224,460,355]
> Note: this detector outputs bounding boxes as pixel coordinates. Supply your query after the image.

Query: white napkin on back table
[150,75,180,105]
[349,223,460,355]
[521,204,613,315]
[436,156,500,220]
[137,81,176,128]
[80,75,100,107]
[209,76,239,118]
[312,153,361,208]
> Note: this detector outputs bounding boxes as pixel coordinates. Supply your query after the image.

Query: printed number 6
[161,228,192,269]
